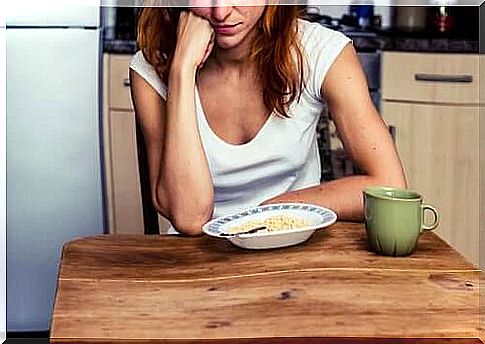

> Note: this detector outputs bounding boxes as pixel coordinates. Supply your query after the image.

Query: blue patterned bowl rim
[202,203,337,238]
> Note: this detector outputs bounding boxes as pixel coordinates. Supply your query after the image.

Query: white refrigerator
[6,2,105,332]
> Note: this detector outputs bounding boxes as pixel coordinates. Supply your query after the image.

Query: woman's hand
[144,10,216,235]
[173,11,215,71]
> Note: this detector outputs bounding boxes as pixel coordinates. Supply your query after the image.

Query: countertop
[104,39,137,54]
[103,28,478,55]
[50,222,482,343]
[376,28,478,53]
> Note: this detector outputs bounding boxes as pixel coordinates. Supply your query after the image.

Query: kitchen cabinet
[381,51,481,266]
[103,53,170,234]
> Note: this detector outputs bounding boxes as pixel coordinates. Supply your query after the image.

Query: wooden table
[50,222,483,343]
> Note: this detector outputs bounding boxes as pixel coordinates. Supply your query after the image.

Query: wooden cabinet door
[104,54,172,235]
[381,52,480,104]
[109,55,135,111]
[108,110,144,234]
[381,101,479,265]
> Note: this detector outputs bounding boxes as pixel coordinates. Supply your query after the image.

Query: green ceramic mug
[363,186,439,256]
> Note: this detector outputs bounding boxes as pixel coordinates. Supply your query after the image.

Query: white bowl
[202,203,337,250]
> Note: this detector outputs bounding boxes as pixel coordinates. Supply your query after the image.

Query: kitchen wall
[312,5,394,28]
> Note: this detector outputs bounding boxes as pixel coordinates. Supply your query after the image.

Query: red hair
[137,6,305,117]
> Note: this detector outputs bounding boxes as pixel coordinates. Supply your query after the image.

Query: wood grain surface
[50,222,483,343]
[49,340,484,344]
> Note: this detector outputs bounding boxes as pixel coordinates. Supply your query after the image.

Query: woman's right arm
[130,12,215,236]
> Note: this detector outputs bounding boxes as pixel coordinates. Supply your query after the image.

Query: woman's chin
[215,36,241,50]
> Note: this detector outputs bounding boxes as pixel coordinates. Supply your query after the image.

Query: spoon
[220,226,267,237]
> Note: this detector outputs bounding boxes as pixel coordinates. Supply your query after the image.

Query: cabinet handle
[123,78,131,87]
[415,73,473,83]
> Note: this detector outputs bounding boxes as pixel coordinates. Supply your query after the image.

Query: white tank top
[129,20,351,234]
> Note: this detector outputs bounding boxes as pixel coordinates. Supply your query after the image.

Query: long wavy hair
[137,5,305,118]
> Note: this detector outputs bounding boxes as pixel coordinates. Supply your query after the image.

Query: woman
[129,4,406,236]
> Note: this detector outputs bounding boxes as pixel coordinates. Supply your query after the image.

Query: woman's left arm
[262,44,406,221]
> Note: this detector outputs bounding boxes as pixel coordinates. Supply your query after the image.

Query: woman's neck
[210,28,258,71]
[214,43,250,67]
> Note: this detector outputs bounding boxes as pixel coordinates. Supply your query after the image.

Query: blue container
[349,5,374,28]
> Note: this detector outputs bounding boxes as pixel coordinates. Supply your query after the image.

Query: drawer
[109,54,134,110]
[381,52,480,104]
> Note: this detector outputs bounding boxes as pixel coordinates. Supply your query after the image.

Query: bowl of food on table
[202,203,337,249]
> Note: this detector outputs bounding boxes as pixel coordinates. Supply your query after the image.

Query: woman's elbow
[151,190,169,219]
[169,204,213,236]
[171,216,209,236]
[390,160,407,188]
[152,190,212,236]
[385,176,407,189]
[374,166,407,189]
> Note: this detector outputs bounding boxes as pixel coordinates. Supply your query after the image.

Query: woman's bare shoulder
[129,50,168,100]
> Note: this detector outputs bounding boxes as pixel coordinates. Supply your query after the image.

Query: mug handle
[421,204,439,231]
